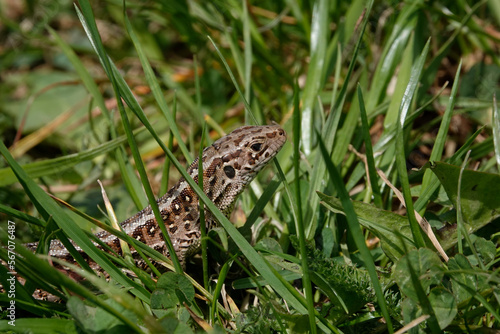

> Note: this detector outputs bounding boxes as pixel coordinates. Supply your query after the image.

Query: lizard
[27,124,286,271]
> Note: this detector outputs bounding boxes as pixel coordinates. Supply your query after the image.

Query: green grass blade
[357,85,383,208]
[492,94,500,174]
[0,140,151,302]
[366,0,421,111]
[207,36,257,124]
[48,24,147,210]
[394,39,430,248]
[123,13,192,162]
[76,0,185,272]
[242,0,252,108]
[0,204,45,227]
[160,95,177,196]
[293,81,317,333]
[300,0,329,155]
[420,60,463,213]
[383,32,415,131]
[77,2,314,315]
[198,123,209,290]
[240,178,281,234]
[414,127,484,212]
[0,132,137,187]
[47,26,111,126]
[17,246,149,333]
[305,0,374,239]
[420,1,486,93]
[317,134,393,332]
[330,85,361,166]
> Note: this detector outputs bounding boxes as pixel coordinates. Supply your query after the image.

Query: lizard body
[30,124,286,268]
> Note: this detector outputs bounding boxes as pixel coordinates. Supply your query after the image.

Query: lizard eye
[250,143,263,152]
[224,166,236,178]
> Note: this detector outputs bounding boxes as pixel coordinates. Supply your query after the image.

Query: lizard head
[216,124,287,185]
[186,124,286,214]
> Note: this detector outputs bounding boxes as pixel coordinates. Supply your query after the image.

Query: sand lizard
[28,124,286,269]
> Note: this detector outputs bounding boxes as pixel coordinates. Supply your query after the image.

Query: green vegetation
[1,0,499,332]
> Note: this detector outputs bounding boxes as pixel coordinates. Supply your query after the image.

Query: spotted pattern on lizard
[29,124,286,269]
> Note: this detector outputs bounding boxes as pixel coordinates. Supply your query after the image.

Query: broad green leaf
[158,317,194,334]
[428,161,500,226]
[151,272,195,319]
[318,192,416,261]
[394,248,444,301]
[428,287,457,330]
[447,254,477,305]
[68,297,138,333]
[319,191,498,262]
[473,237,496,266]
[401,297,423,334]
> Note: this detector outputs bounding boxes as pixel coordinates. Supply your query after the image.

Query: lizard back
[35,124,286,268]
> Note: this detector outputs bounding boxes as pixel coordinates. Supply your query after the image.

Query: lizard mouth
[253,125,287,170]
[268,125,287,156]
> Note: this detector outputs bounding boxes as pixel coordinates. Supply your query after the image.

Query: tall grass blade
[394,39,430,248]
[124,12,192,162]
[317,135,393,332]
[420,60,463,214]
[293,81,317,333]
[305,0,374,239]
[300,0,329,155]
[76,0,184,273]
[0,140,151,302]
[357,85,383,208]
[492,95,500,174]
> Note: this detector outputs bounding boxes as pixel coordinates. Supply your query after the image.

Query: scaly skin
[28,124,287,269]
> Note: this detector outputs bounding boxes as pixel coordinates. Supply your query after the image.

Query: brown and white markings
[28,124,287,269]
